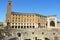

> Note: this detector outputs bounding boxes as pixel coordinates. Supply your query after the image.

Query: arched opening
[50,21,55,26]
[17,33,21,37]
[45,37,50,40]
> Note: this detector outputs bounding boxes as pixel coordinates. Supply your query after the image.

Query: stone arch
[50,21,55,26]
[17,33,21,37]
[45,37,50,40]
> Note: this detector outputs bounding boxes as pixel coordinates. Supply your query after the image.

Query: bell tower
[6,0,12,22]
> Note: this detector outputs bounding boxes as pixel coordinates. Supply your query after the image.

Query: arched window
[50,21,55,26]
[17,33,21,37]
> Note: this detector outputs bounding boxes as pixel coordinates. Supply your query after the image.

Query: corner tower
[47,15,57,29]
[6,0,12,22]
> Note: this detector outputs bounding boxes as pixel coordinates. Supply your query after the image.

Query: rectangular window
[16,18,17,19]
[12,23,14,25]
[18,18,20,19]
[13,14,14,16]
[12,20,14,22]
[13,17,14,19]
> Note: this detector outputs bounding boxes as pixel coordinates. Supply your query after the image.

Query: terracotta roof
[11,12,47,17]
[47,15,56,17]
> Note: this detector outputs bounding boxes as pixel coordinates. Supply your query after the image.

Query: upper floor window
[16,23,17,25]
[12,23,14,25]
[9,3,11,6]
[12,20,14,22]
[12,14,14,16]
[13,17,14,19]
[16,15,17,16]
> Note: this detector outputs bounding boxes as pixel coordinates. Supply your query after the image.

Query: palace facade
[2,0,60,40]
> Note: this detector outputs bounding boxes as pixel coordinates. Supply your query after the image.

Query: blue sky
[0,0,60,22]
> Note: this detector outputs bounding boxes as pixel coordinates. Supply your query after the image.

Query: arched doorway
[17,33,21,37]
[45,37,50,40]
[50,21,55,26]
